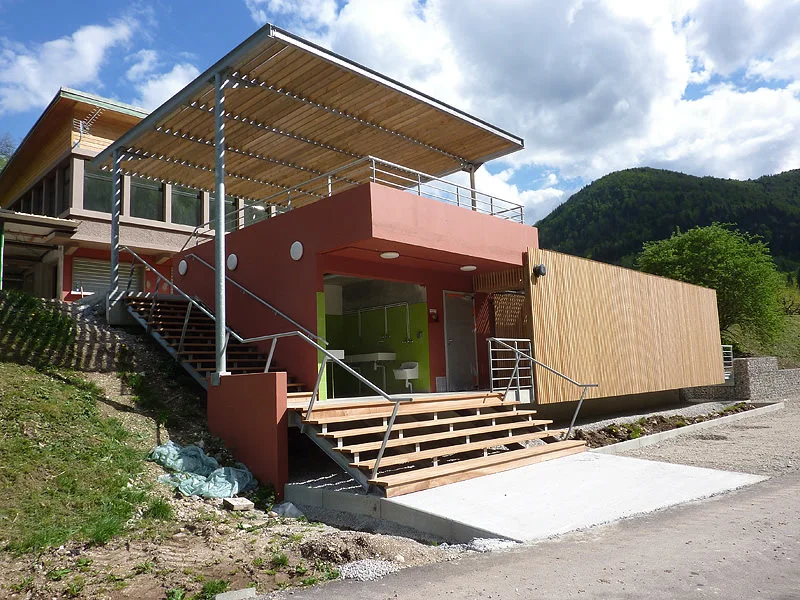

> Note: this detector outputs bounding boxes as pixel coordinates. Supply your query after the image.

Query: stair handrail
[488,337,599,440]
[183,252,326,346]
[120,246,409,481]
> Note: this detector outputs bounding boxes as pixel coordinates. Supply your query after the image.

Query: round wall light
[178,259,188,276]
[227,253,239,271]
[290,241,304,261]
[460,265,477,272]
[380,251,400,259]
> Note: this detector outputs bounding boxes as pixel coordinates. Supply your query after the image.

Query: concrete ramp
[287,453,765,543]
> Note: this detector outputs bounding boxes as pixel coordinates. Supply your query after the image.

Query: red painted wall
[173,183,538,390]
[207,372,288,499]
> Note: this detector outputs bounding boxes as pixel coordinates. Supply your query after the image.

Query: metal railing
[488,337,534,402]
[487,337,598,440]
[181,155,525,249]
[120,246,412,482]
[722,344,734,382]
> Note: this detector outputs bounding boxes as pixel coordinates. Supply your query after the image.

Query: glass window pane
[60,165,70,214]
[171,185,203,226]
[209,195,237,232]
[130,177,164,221]
[83,166,112,213]
[244,200,269,226]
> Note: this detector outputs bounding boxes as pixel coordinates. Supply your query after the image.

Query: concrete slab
[390,453,766,542]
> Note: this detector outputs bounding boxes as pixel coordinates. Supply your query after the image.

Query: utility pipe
[213,71,229,380]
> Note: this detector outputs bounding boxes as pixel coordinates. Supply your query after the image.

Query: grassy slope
[0,363,147,552]
[0,291,161,553]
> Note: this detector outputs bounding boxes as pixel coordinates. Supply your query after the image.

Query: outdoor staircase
[289,391,586,497]
[125,294,306,391]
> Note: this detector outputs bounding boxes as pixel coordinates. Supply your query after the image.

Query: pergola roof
[94,24,524,202]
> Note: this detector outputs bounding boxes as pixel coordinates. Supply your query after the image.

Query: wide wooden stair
[290,391,586,497]
[125,294,306,391]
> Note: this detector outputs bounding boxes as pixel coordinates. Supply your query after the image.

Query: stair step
[350,429,568,470]
[320,410,541,440]
[340,418,554,453]
[305,392,504,415]
[369,440,587,497]
[304,396,520,424]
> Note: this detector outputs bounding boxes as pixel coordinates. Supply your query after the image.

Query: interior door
[444,291,478,391]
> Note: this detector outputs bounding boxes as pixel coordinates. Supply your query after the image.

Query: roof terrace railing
[181,156,525,250]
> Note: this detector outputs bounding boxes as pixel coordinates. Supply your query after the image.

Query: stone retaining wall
[682,357,800,403]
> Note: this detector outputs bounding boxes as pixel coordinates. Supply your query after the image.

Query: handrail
[179,155,525,250]
[184,253,326,346]
[119,246,409,483]
[488,337,599,440]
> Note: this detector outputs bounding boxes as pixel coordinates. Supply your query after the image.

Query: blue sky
[1,0,799,223]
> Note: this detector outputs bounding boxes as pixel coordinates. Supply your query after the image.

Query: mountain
[535,167,800,270]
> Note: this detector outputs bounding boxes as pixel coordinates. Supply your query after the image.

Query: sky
[0,0,799,223]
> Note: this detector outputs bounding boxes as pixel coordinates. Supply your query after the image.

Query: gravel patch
[623,395,800,476]
[339,559,400,581]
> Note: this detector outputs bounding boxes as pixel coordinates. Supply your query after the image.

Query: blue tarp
[149,441,256,498]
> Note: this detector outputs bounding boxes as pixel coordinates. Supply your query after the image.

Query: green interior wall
[316,291,328,401]
[325,302,430,397]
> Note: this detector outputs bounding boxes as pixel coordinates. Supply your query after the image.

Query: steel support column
[213,71,229,381]
[468,164,477,211]
[108,149,123,306]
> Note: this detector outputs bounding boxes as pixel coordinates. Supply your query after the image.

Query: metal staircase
[125,294,306,392]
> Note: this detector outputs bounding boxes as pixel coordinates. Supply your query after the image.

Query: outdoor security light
[380,251,400,259]
[533,263,547,277]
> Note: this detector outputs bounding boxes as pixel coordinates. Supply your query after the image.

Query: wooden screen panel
[526,248,724,404]
[492,293,529,339]
[473,267,525,293]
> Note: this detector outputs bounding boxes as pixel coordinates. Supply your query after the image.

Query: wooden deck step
[351,429,568,469]
[340,419,554,454]
[369,440,586,497]
[303,397,519,424]
[302,392,504,415]
[319,410,542,440]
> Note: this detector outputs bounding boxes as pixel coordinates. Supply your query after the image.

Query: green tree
[638,224,785,345]
[0,133,15,171]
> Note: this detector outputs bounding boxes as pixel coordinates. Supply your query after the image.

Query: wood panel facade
[525,248,724,404]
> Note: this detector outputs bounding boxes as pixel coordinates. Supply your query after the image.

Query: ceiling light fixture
[380,251,400,259]
[460,265,477,272]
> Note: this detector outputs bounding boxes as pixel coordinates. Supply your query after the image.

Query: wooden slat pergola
[94,23,524,378]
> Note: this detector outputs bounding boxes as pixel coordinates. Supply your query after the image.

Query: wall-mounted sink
[344,352,397,363]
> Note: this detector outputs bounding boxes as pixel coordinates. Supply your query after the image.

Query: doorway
[443,291,478,391]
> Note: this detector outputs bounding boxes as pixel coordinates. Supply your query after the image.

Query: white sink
[345,352,397,363]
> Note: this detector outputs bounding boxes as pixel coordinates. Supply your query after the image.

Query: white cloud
[128,60,200,111]
[0,21,133,114]
[126,49,158,82]
[245,0,338,33]
[241,0,800,217]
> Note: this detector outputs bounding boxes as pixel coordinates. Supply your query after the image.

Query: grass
[144,497,175,521]
[191,579,228,599]
[0,362,149,553]
[0,290,76,369]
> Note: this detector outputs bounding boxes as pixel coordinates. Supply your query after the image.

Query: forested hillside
[535,167,800,270]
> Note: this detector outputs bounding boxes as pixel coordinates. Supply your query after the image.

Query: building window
[209,195,237,232]
[130,177,164,221]
[84,165,112,213]
[44,175,56,216]
[171,185,203,226]
[59,164,71,215]
[244,199,271,226]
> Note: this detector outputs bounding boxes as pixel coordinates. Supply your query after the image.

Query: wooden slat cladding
[473,267,525,293]
[526,248,724,404]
